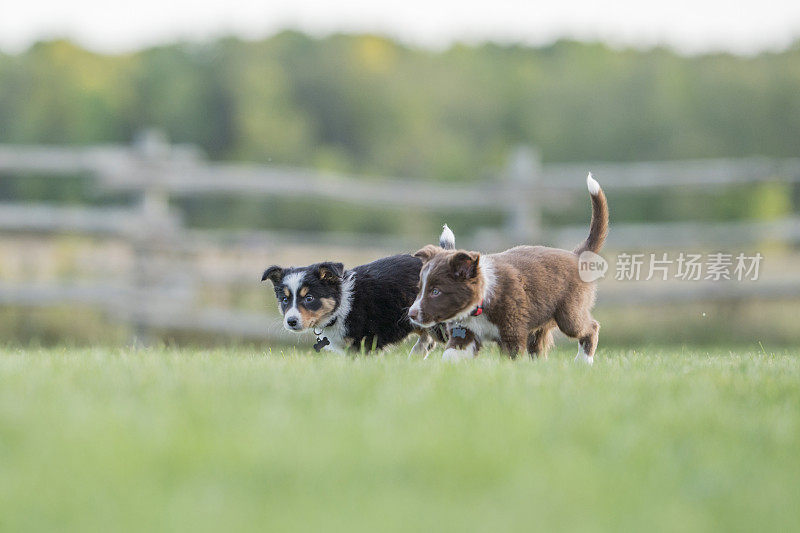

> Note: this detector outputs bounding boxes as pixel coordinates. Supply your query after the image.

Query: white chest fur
[319,328,348,354]
[317,272,355,355]
[455,314,501,343]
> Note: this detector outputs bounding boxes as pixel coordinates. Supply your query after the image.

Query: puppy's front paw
[409,338,434,358]
[442,347,473,362]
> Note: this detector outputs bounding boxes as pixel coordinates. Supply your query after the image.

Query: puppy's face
[262,262,343,332]
[407,245,484,327]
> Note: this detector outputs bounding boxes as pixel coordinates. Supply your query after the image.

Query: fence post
[505,145,541,244]
[792,166,800,250]
[131,129,173,346]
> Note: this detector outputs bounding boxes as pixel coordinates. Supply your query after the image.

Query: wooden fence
[1,130,799,342]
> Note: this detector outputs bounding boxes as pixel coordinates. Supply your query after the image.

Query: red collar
[470,301,484,317]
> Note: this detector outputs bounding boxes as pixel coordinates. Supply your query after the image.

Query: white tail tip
[586,172,601,195]
[439,224,456,249]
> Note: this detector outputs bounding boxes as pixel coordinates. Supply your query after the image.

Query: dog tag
[313,337,331,352]
[451,326,467,339]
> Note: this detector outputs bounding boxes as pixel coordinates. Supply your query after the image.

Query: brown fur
[298,297,337,329]
[575,191,608,254]
[527,320,556,359]
[448,326,483,352]
[410,183,608,361]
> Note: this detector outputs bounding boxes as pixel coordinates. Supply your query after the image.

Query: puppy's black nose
[286,317,298,328]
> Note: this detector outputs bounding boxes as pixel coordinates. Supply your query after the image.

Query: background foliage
[2,32,800,181]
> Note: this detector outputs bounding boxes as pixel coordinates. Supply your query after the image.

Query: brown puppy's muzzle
[408,299,435,327]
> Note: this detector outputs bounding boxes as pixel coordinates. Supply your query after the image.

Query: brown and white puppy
[408,174,608,364]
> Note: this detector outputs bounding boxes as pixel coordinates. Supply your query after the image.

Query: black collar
[314,317,338,335]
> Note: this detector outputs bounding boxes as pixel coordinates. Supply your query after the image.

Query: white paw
[409,339,434,359]
[409,340,424,355]
[574,350,594,365]
[442,347,473,362]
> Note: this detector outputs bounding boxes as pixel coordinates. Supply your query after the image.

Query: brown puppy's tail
[574,173,609,254]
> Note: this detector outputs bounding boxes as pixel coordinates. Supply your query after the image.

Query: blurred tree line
[2,32,800,178]
[0,32,798,234]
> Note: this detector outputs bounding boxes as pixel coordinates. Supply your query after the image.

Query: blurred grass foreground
[1,345,799,532]
[1,33,800,347]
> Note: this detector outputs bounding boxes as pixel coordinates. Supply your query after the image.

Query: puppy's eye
[281,296,289,304]
[304,295,314,303]
[430,288,441,297]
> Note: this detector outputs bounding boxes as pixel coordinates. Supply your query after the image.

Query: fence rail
[4,144,800,189]
[1,132,799,342]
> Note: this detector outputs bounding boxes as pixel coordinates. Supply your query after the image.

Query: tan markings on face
[299,286,309,297]
[283,287,290,298]
[297,297,337,328]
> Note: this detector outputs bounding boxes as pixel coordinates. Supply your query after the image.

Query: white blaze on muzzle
[282,272,306,331]
[284,305,303,330]
[409,265,433,326]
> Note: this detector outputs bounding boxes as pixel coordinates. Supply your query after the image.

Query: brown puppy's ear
[262,266,284,284]
[414,245,440,264]
[317,262,344,282]
[450,251,480,279]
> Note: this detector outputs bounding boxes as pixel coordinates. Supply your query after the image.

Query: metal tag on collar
[313,336,330,352]
[313,327,330,352]
[451,326,467,339]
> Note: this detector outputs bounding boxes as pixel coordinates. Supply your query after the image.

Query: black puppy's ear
[317,262,344,282]
[262,266,284,284]
[450,251,480,279]
[414,245,440,264]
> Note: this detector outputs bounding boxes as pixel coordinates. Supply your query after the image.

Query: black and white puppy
[262,226,456,355]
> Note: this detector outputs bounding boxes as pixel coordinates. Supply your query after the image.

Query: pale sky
[2,0,800,55]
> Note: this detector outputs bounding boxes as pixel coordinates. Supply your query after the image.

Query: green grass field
[1,345,799,532]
